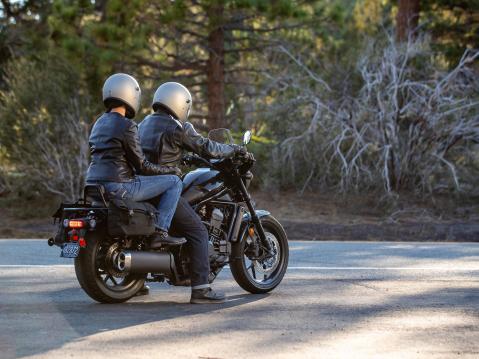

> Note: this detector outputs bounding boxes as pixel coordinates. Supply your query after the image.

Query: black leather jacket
[86,112,177,183]
[138,110,236,166]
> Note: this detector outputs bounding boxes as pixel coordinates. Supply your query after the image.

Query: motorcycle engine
[202,206,230,265]
[210,208,224,240]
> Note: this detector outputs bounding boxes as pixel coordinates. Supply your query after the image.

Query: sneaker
[190,287,226,304]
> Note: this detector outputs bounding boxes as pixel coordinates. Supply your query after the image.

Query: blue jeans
[103,175,182,231]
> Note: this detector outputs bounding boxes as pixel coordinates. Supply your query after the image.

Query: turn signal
[68,220,85,228]
[248,227,255,237]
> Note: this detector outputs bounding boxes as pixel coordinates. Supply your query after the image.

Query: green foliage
[1,0,478,201]
[0,175,60,219]
[0,55,91,200]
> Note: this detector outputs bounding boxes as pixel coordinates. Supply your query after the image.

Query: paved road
[0,240,478,359]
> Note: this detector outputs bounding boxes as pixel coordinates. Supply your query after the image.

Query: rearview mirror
[243,130,252,146]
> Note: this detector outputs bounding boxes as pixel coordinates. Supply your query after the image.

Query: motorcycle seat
[84,184,109,207]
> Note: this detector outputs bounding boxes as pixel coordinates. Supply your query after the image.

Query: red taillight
[70,229,79,241]
[78,237,86,248]
[68,220,85,228]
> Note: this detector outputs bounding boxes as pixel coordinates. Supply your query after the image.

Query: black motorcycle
[49,129,288,303]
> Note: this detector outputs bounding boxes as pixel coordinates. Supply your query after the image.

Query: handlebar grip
[183,154,211,167]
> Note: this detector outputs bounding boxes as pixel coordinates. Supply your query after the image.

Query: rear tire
[230,215,288,294]
[74,232,145,303]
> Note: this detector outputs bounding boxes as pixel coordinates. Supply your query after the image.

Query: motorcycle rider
[86,73,185,248]
[138,82,247,304]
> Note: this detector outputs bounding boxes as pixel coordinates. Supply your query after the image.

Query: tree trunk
[206,4,226,130]
[396,0,420,42]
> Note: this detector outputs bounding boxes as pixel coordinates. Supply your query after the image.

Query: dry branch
[265,33,479,195]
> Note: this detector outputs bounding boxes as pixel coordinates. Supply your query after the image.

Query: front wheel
[74,232,145,303]
[230,215,289,294]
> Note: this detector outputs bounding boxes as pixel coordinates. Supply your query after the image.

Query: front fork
[235,174,273,254]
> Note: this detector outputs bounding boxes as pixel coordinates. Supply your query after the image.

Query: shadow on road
[2,285,269,358]
[3,277,477,358]
[1,241,478,358]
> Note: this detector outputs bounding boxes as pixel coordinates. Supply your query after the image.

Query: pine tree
[47,0,306,128]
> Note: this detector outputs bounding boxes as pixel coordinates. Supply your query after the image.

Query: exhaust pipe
[117,251,174,275]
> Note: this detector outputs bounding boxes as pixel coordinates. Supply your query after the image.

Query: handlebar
[182,154,212,167]
[182,152,255,168]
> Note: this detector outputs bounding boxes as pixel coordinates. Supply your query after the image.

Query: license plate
[61,242,80,258]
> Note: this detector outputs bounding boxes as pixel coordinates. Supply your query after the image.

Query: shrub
[263,33,479,195]
[0,56,91,201]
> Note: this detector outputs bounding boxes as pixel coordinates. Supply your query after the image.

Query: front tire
[74,232,145,303]
[230,215,288,294]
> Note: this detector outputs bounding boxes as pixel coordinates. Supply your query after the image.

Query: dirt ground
[0,190,478,241]
[253,191,479,241]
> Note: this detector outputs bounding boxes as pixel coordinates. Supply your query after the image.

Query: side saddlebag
[107,198,157,237]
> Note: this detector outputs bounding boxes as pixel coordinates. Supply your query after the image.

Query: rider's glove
[232,145,247,156]
[245,152,255,162]
[181,155,192,166]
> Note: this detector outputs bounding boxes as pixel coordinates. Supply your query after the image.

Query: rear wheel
[230,215,288,294]
[74,232,145,303]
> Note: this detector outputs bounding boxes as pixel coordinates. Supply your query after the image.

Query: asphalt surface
[0,240,478,359]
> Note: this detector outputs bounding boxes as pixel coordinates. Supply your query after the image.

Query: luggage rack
[83,184,109,208]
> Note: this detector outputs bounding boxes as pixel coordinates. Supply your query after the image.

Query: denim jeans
[103,175,182,231]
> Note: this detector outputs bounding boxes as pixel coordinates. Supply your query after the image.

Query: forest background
[0,0,478,239]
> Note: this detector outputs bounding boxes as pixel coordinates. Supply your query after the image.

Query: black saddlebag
[107,199,157,237]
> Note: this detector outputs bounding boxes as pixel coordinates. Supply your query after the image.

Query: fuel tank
[182,168,225,204]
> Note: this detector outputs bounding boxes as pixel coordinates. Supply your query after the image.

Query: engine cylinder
[118,251,173,275]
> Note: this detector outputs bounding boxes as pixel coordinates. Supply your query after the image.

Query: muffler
[117,251,174,275]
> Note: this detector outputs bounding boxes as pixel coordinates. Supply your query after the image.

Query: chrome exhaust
[117,251,174,275]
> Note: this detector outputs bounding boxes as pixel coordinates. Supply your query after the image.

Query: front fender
[232,210,271,243]
[242,209,270,221]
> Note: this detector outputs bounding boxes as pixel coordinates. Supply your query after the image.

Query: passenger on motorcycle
[85,73,184,247]
[138,82,247,304]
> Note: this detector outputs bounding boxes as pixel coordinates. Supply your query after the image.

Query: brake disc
[253,232,280,276]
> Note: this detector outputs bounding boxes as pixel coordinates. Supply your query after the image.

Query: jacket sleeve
[178,122,236,159]
[124,122,178,175]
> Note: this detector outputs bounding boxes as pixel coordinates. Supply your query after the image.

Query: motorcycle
[48,129,289,303]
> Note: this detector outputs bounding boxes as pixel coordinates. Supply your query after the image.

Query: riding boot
[150,230,186,249]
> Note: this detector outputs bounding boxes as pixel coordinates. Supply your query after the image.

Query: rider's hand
[181,155,192,166]
[244,152,255,162]
[232,145,247,156]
